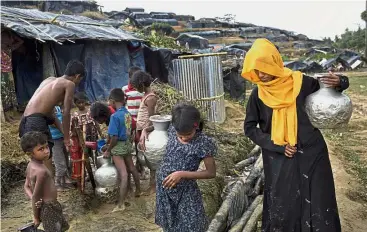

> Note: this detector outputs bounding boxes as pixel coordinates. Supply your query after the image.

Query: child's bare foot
[139,169,150,180]
[56,185,70,192]
[64,183,75,189]
[135,189,142,197]
[4,114,15,123]
[65,177,76,184]
[143,187,156,196]
[112,204,126,213]
[62,177,75,189]
[55,177,70,192]
[126,190,133,199]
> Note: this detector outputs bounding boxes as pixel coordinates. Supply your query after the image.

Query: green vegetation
[150,23,174,36]
[134,29,188,52]
[361,10,367,22]
[333,27,365,52]
[281,55,291,61]
[346,74,367,95]
[308,53,336,61]
[144,33,183,50]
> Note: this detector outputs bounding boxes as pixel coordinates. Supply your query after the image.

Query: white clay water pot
[140,115,172,169]
[305,75,353,129]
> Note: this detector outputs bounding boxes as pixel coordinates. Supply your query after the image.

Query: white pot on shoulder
[305,76,353,129]
[143,115,172,169]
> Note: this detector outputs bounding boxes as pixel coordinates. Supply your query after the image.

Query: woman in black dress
[242,39,348,232]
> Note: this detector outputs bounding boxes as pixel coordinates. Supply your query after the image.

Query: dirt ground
[322,73,367,232]
[1,73,367,232]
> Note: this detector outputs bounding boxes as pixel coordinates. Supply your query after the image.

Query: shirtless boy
[19,60,85,172]
[22,131,69,232]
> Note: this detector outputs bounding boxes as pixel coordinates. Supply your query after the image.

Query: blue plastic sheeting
[51,41,145,101]
[129,48,146,70]
[52,43,85,74]
[12,41,43,106]
[52,43,85,94]
[82,41,145,101]
[83,41,129,101]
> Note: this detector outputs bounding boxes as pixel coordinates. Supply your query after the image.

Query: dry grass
[177,21,187,27]
[175,27,220,32]
[274,41,294,49]
[81,11,106,20]
[172,26,183,31]
[209,37,247,45]
[323,73,367,203]
[280,48,307,58]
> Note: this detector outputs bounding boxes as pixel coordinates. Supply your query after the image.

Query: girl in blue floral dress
[140,103,217,232]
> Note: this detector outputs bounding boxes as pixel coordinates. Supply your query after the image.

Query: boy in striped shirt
[122,67,144,174]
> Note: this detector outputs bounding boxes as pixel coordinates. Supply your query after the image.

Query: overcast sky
[97,0,365,40]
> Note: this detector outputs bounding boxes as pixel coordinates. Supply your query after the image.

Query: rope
[196,93,225,101]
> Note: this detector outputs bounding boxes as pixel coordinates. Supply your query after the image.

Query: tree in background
[322,37,333,45]
[150,23,174,36]
[216,14,236,24]
[361,2,367,58]
[334,27,365,53]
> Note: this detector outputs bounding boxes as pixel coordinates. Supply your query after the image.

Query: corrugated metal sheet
[171,55,226,123]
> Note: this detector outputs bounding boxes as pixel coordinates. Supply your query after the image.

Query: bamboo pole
[242,198,263,232]
[207,154,263,232]
[0,97,5,123]
[235,156,258,171]
[365,0,367,59]
[229,195,263,232]
[18,17,62,45]
[81,124,86,192]
[250,172,264,198]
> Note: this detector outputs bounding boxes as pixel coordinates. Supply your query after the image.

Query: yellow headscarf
[241,39,303,146]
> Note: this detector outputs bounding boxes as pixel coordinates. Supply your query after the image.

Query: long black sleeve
[336,75,349,92]
[302,74,349,97]
[244,88,286,154]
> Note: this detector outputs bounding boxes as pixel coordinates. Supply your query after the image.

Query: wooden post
[0,97,5,123]
[81,125,86,193]
[42,43,56,79]
[365,1,367,59]
[75,122,96,193]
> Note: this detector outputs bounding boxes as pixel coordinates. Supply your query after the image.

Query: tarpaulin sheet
[52,43,87,93]
[152,18,178,26]
[1,6,142,42]
[129,48,146,71]
[82,41,145,101]
[12,40,44,106]
[43,1,99,14]
[223,69,246,101]
[144,47,173,83]
[52,43,85,75]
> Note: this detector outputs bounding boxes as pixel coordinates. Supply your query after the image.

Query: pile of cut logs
[208,145,264,232]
